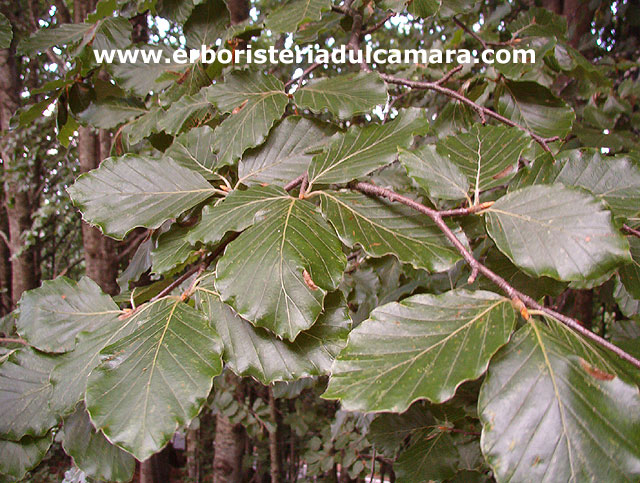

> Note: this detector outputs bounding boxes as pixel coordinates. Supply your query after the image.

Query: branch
[439,201,494,217]
[362,12,394,36]
[284,174,306,191]
[0,337,29,346]
[351,181,640,370]
[452,16,488,49]
[284,62,322,91]
[379,73,559,152]
[622,224,640,238]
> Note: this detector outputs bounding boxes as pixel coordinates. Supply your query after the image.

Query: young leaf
[307,108,428,187]
[0,349,58,440]
[318,190,464,272]
[0,434,53,481]
[61,405,134,483]
[323,290,516,412]
[398,145,469,202]
[67,155,216,240]
[157,88,214,135]
[294,72,388,120]
[205,71,289,166]
[265,0,331,33]
[479,320,640,482]
[15,277,121,353]
[215,197,347,341]
[436,124,529,202]
[86,298,223,461]
[238,117,334,187]
[485,184,630,282]
[151,225,198,274]
[199,288,350,383]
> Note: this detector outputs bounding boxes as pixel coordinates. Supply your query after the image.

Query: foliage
[2,0,640,481]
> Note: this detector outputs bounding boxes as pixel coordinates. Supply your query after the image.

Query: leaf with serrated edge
[0,349,58,440]
[319,190,463,272]
[294,72,388,120]
[621,237,640,299]
[238,117,334,187]
[323,290,516,412]
[188,185,292,246]
[485,184,630,282]
[205,71,289,166]
[399,146,469,202]
[199,287,350,383]
[15,277,121,353]
[67,155,216,240]
[151,225,197,274]
[479,320,640,482]
[215,197,347,341]
[0,434,52,481]
[62,405,134,482]
[86,298,222,461]
[436,124,529,202]
[307,108,428,187]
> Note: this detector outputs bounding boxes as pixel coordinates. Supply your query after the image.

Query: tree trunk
[0,194,11,316]
[139,447,172,483]
[213,373,246,483]
[268,388,282,483]
[186,426,199,481]
[0,39,38,307]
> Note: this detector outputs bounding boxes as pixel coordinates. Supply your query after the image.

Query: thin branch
[284,174,306,191]
[284,62,322,91]
[622,224,640,238]
[0,337,29,346]
[117,230,150,262]
[439,201,494,217]
[299,174,309,199]
[435,64,464,86]
[452,16,488,49]
[362,12,394,36]
[379,73,558,151]
[351,181,640,370]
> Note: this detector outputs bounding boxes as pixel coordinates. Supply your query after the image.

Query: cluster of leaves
[2,0,640,481]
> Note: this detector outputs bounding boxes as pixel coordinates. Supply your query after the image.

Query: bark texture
[213,374,246,483]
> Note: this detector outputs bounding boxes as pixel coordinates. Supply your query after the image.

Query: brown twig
[351,181,640,370]
[284,62,323,91]
[438,201,494,217]
[452,16,488,49]
[435,64,464,86]
[622,224,640,238]
[284,174,306,191]
[379,73,558,151]
[362,12,395,36]
[0,337,29,346]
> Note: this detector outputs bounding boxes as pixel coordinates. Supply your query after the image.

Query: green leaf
[323,290,516,412]
[408,0,441,18]
[199,288,350,383]
[436,125,529,202]
[495,80,575,139]
[294,72,388,120]
[398,145,469,202]
[479,320,640,482]
[485,184,630,282]
[15,277,121,354]
[48,302,141,416]
[157,0,195,22]
[86,298,223,461]
[369,403,435,455]
[122,106,162,145]
[18,23,89,55]
[215,195,347,341]
[265,0,331,33]
[318,190,464,272]
[109,45,185,97]
[165,126,218,179]
[62,405,135,482]
[396,429,459,482]
[151,225,198,274]
[238,116,334,187]
[76,97,147,129]
[91,17,132,52]
[621,237,640,300]
[188,185,292,246]
[0,13,12,49]
[67,155,216,240]
[0,434,53,481]
[0,349,58,440]
[157,88,214,136]
[205,71,289,166]
[184,0,228,49]
[518,149,640,221]
[614,276,640,319]
[307,109,428,187]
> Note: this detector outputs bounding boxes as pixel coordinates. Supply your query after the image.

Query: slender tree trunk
[268,388,282,483]
[186,425,200,481]
[213,373,246,483]
[0,197,11,316]
[0,37,38,307]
